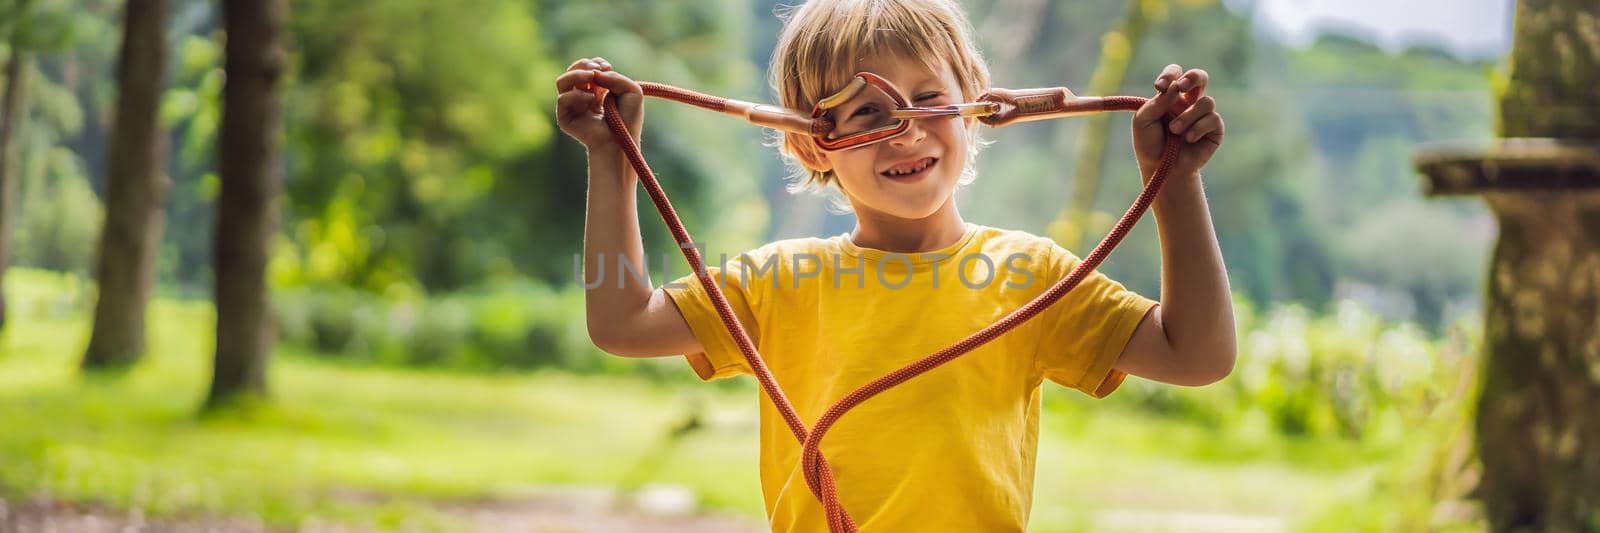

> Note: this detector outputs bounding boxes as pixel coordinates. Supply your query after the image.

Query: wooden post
[1413,0,1600,528]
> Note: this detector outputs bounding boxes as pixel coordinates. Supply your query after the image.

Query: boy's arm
[557,58,701,358]
[1114,173,1236,386]
[581,146,703,358]
[1113,65,1237,386]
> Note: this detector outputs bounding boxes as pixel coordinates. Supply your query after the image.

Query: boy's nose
[888,118,929,149]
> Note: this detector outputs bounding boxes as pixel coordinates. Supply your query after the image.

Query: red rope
[602,89,1179,533]
[640,82,731,112]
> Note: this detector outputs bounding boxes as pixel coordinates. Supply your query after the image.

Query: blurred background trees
[0,0,1528,529]
[0,0,1506,415]
[0,0,1502,357]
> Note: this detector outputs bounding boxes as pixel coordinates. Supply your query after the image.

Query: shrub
[1110,298,1476,447]
[271,279,655,377]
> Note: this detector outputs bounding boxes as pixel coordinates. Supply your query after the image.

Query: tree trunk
[1473,0,1600,529]
[1497,0,1599,141]
[82,0,172,370]
[206,0,287,408]
[1476,193,1600,531]
[0,0,37,331]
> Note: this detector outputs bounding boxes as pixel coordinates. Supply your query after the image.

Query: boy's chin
[841,178,957,220]
[875,196,954,221]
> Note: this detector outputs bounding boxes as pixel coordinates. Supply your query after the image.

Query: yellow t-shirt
[663,223,1156,532]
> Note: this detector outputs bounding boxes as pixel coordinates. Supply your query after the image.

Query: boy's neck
[848,197,968,253]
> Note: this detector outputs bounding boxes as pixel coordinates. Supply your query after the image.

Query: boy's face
[820,54,971,221]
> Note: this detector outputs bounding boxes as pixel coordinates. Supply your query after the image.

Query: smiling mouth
[881,157,938,180]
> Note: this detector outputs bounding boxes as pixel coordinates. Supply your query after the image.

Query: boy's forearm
[1150,174,1237,375]
[582,147,654,341]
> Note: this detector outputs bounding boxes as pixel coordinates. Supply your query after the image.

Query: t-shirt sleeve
[1033,246,1158,398]
[662,256,765,381]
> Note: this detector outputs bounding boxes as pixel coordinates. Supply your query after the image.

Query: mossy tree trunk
[1473,0,1600,529]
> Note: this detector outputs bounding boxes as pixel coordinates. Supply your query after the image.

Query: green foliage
[1298,331,1485,532]
[7,0,767,295]
[1101,298,1476,450]
[536,0,773,284]
[150,31,226,289]
[10,0,1500,327]
[12,146,100,273]
[0,0,117,279]
[5,0,91,53]
[958,1,1495,327]
[270,280,685,377]
[11,63,100,275]
[274,0,768,294]
[282,0,556,291]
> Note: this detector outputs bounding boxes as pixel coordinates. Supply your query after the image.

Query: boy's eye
[851,105,880,118]
[915,92,944,102]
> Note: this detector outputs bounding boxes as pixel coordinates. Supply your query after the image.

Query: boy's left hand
[1132,64,1223,182]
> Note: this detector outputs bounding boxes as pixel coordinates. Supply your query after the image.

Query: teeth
[886,158,934,176]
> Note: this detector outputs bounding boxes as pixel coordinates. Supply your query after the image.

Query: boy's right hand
[555,57,644,152]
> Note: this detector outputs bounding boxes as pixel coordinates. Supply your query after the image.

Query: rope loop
[602,88,1179,533]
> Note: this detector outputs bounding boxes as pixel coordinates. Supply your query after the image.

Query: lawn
[0,269,1401,532]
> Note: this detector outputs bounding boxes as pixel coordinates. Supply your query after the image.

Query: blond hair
[769,0,992,200]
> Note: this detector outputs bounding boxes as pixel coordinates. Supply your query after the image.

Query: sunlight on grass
[1031,401,1381,532]
[0,269,1416,531]
[0,271,762,529]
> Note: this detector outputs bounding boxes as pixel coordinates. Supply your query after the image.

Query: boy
[555,0,1235,530]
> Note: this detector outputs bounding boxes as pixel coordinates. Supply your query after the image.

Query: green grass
[0,268,1414,531]
[0,269,762,530]
[1030,404,1380,531]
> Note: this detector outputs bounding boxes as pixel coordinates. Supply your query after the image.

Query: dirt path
[0,490,764,533]
[2,489,1300,532]
[438,486,763,533]
[1,495,275,533]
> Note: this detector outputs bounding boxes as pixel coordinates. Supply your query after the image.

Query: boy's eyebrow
[908,77,944,94]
